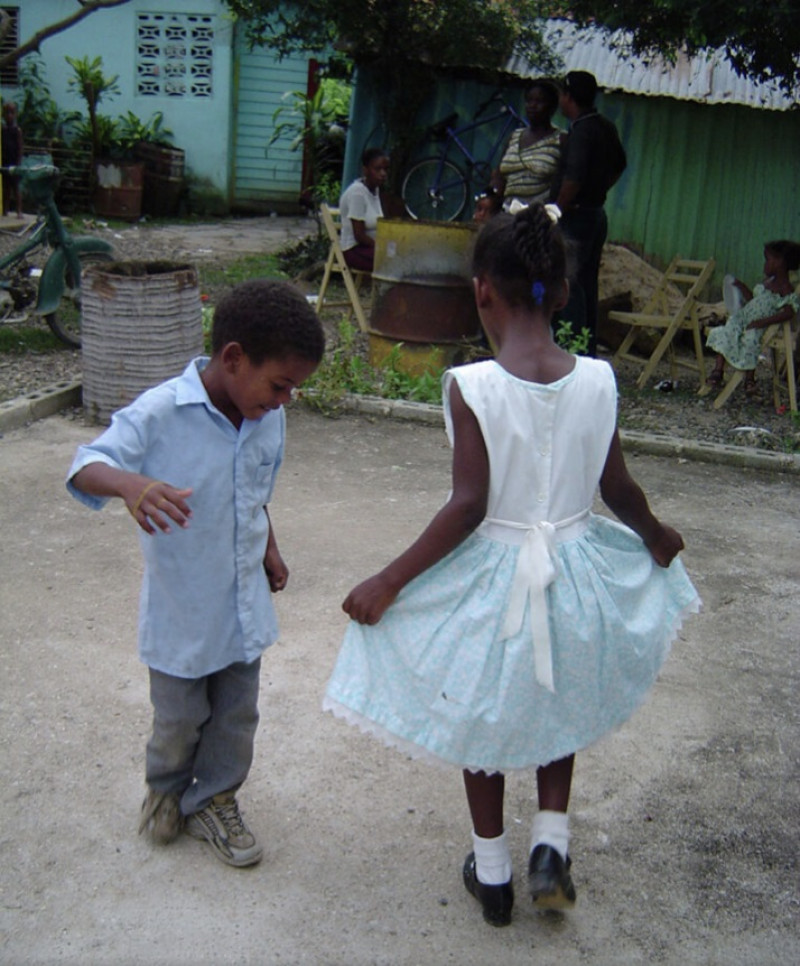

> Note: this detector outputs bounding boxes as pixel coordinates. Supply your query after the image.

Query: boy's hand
[126,478,193,536]
[264,546,289,592]
[342,574,398,625]
[645,524,684,568]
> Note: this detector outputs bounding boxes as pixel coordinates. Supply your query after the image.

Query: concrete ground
[1,404,798,966]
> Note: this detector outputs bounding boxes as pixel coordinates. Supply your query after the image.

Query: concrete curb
[0,379,82,434]
[2,381,798,474]
[336,393,800,475]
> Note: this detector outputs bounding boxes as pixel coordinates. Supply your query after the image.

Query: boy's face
[226,350,317,422]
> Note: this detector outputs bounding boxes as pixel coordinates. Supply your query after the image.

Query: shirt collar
[175,357,212,407]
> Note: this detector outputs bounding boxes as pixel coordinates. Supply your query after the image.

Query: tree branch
[0,0,133,70]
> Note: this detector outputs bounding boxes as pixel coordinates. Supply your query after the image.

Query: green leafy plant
[17,56,80,144]
[65,54,120,163]
[300,319,446,413]
[554,320,592,355]
[116,110,174,151]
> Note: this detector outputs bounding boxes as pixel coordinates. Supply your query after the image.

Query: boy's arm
[263,508,288,592]
[599,431,684,567]
[71,462,192,536]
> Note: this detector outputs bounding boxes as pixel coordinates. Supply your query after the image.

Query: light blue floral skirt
[323,515,700,773]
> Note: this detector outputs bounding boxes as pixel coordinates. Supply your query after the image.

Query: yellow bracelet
[131,480,161,517]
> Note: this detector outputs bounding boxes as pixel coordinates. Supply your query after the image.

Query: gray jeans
[145,658,261,815]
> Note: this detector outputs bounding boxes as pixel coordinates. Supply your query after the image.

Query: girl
[706,240,800,397]
[323,204,700,927]
[338,147,390,273]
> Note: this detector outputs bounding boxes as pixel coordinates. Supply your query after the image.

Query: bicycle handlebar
[1,163,60,179]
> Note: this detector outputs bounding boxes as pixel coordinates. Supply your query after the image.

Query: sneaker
[185,793,263,868]
[138,788,183,845]
[528,844,576,910]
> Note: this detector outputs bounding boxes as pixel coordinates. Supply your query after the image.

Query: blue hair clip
[532,281,546,306]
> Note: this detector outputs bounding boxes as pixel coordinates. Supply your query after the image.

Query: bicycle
[0,161,115,347]
[401,92,528,222]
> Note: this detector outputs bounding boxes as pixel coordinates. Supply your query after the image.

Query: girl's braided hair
[472,203,566,308]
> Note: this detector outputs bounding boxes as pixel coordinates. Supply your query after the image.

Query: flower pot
[81,260,203,424]
[93,161,144,220]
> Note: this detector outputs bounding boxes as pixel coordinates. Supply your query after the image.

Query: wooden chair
[711,314,798,412]
[610,256,716,390]
[315,203,371,332]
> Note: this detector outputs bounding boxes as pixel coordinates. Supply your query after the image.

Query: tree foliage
[226,1,552,70]
[567,1,800,97]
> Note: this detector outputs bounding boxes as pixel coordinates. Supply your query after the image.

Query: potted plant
[66,54,145,220]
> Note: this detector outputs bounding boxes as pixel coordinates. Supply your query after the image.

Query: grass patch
[299,319,447,414]
[0,325,65,354]
[197,253,285,291]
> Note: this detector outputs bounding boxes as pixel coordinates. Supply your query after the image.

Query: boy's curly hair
[211,279,325,365]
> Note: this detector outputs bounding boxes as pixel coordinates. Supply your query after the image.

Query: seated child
[66,279,324,867]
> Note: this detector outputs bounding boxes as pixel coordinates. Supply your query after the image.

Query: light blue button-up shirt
[67,358,285,679]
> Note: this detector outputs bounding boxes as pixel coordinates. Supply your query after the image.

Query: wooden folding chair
[711,314,798,412]
[315,203,371,332]
[610,256,716,390]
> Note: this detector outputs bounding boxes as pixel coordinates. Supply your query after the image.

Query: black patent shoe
[528,844,577,910]
[462,852,514,927]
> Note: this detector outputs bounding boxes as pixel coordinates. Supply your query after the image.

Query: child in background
[706,240,800,397]
[324,204,699,926]
[67,280,324,867]
[1,100,24,217]
[473,189,502,225]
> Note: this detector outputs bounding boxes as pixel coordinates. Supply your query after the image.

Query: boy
[67,280,324,867]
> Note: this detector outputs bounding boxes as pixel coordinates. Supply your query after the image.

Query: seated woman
[338,147,390,273]
[492,79,563,209]
[706,239,800,397]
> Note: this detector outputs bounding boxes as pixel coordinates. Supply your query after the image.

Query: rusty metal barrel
[369,219,482,374]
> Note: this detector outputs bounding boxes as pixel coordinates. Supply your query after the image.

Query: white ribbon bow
[499,522,560,693]
[506,200,562,224]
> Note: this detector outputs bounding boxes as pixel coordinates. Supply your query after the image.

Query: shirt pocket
[251,461,277,509]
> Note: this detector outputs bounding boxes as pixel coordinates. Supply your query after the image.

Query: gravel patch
[1,219,797,454]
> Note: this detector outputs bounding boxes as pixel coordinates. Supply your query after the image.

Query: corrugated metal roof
[508,19,796,112]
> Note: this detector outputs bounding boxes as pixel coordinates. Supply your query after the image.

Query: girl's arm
[599,431,684,567]
[349,218,374,249]
[263,508,289,592]
[733,279,753,301]
[343,381,489,625]
[746,302,795,331]
[71,463,193,536]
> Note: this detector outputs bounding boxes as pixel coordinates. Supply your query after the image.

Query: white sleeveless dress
[323,357,700,772]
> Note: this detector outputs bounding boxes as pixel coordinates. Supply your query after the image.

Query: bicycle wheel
[402,158,468,222]
[44,250,115,348]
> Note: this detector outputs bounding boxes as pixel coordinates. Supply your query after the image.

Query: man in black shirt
[553,71,627,356]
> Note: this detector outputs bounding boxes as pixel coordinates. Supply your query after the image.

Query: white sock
[531,810,569,861]
[472,830,512,885]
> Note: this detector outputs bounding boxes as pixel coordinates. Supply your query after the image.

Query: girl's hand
[645,524,684,567]
[264,546,289,592]
[342,574,398,625]
[126,479,193,535]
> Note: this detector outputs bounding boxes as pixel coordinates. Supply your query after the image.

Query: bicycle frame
[402,95,528,220]
[440,101,526,177]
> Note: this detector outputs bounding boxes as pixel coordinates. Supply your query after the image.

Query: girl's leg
[530,755,577,908]
[462,770,514,925]
[463,769,504,838]
[537,754,574,812]
[743,369,758,395]
[708,354,725,385]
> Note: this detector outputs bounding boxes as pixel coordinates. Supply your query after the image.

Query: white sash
[478,509,590,693]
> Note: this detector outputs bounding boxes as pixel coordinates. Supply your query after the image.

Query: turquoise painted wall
[7,1,235,194]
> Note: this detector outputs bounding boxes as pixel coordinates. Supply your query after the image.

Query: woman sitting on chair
[339,147,390,273]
